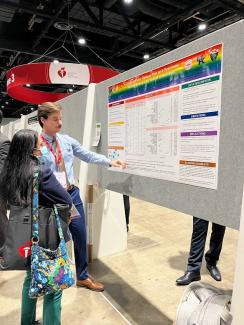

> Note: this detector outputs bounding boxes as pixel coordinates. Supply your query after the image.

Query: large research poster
[108,44,223,189]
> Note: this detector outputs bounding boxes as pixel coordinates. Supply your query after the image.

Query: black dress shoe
[207,264,221,281]
[176,271,201,285]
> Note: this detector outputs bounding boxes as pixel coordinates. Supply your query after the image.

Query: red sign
[6,62,118,104]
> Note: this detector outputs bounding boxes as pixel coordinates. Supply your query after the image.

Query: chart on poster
[108,44,223,189]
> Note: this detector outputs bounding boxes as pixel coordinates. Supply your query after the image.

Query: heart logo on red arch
[58,67,67,78]
[18,241,32,258]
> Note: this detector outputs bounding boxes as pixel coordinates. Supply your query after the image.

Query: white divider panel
[11,115,25,135]
[2,121,13,139]
[25,111,42,134]
[92,186,127,258]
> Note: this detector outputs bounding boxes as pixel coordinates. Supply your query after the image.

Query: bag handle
[31,167,65,244]
[31,167,40,243]
[52,205,65,241]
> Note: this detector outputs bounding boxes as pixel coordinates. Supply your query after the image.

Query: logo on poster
[185,59,192,70]
[58,67,67,78]
[197,55,205,65]
[209,48,219,61]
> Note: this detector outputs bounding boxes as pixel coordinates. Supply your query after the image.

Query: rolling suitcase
[175,282,232,325]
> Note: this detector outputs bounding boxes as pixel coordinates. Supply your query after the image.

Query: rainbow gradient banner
[108,44,222,103]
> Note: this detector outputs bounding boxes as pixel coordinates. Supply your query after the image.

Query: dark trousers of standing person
[123,195,130,227]
[68,186,88,280]
[187,217,226,272]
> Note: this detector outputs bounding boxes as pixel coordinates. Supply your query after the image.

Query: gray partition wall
[58,89,89,181]
[95,20,244,229]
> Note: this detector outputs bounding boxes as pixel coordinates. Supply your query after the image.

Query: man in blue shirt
[38,102,126,291]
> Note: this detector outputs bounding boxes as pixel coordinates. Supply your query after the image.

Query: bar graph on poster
[108,44,223,189]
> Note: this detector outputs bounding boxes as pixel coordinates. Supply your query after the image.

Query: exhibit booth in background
[2,121,13,140]
[3,20,244,324]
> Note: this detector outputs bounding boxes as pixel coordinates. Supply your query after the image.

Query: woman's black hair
[0,129,39,206]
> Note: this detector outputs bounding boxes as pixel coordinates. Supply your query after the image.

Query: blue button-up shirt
[40,132,110,185]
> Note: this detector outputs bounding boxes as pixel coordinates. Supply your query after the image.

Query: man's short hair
[37,102,62,127]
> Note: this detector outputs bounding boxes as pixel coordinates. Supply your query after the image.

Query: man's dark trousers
[187,217,226,272]
[68,186,89,280]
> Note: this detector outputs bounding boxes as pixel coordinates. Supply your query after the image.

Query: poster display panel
[108,44,223,189]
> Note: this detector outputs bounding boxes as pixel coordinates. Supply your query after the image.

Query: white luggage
[175,282,232,325]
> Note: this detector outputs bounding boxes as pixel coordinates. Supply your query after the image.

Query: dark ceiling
[0,0,243,118]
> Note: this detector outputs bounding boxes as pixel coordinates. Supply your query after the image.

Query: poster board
[95,21,244,229]
[108,44,222,190]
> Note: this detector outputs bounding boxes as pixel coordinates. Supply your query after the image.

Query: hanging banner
[108,44,223,189]
[49,63,90,85]
[6,62,118,104]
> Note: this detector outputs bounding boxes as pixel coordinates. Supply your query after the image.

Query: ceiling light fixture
[124,0,134,4]
[5,101,9,104]
[78,38,86,45]
[143,53,150,60]
[1,105,4,108]
[68,88,74,92]
[54,22,73,31]
[198,23,207,31]
[53,59,59,64]
[26,83,31,87]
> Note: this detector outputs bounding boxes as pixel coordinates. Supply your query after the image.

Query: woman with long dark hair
[0,129,72,325]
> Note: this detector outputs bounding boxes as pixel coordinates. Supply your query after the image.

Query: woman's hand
[110,159,127,169]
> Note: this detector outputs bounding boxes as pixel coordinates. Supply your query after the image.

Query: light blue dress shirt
[40,132,110,185]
